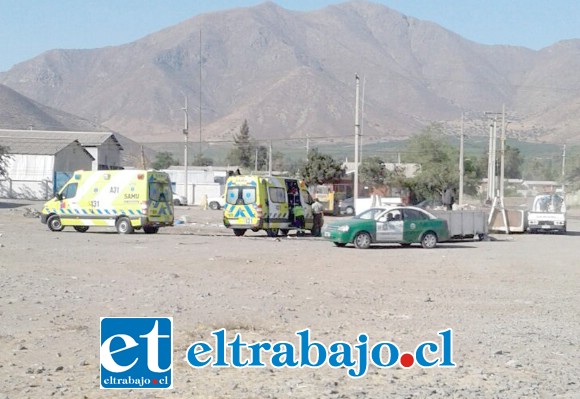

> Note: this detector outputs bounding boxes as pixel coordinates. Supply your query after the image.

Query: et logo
[100,317,173,389]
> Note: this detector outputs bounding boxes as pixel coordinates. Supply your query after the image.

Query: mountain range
[1,0,580,145]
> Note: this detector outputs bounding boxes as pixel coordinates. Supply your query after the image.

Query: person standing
[293,201,305,236]
[311,198,325,237]
[442,186,455,211]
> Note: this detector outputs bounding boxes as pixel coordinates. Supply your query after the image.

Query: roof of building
[0,129,123,150]
[0,137,94,158]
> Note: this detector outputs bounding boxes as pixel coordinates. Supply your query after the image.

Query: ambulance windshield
[226,186,256,205]
[149,181,172,203]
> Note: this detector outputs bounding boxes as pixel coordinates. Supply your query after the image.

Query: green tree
[402,124,458,200]
[192,153,214,167]
[475,145,524,179]
[523,157,559,181]
[255,145,269,171]
[0,145,11,177]
[300,149,344,186]
[151,151,178,170]
[227,120,253,168]
[504,145,524,179]
[359,156,398,190]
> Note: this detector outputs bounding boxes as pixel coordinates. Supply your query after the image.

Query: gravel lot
[0,200,578,398]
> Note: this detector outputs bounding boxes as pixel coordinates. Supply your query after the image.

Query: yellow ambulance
[223,175,314,236]
[40,170,174,234]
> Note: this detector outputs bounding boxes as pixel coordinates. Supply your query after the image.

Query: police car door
[376,209,404,242]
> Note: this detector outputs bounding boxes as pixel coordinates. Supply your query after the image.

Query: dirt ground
[0,200,578,398]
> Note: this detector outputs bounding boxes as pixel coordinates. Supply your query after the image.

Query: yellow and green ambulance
[41,170,174,234]
[223,175,314,237]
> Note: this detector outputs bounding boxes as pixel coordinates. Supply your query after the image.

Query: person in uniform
[311,198,324,237]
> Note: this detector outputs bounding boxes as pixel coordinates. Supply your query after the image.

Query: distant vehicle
[415,199,444,210]
[208,194,225,210]
[527,193,566,234]
[339,197,355,215]
[172,191,187,206]
[322,206,450,249]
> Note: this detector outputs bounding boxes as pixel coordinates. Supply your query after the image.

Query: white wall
[0,154,55,199]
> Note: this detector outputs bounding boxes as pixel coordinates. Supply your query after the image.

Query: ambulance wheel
[143,225,159,234]
[421,231,438,249]
[73,226,89,233]
[116,217,134,234]
[279,229,289,237]
[266,228,279,237]
[47,215,64,232]
[354,232,371,249]
[233,228,246,237]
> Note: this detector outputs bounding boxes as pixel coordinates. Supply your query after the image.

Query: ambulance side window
[61,183,78,199]
[268,187,285,203]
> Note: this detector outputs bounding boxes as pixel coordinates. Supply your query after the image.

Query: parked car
[172,191,187,206]
[322,206,450,249]
[208,194,225,210]
[339,197,355,215]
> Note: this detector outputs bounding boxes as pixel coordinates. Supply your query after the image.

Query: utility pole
[198,29,203,163]
[306,132,310,160]
[182,96,189,205]
[491,117,497,198]
[268,140,273,176]
[360,76,366,163]
[562,144,566,192]
[354,74,360,205]
[254,147,258,172]
[459,112,464,206]
[485,112,501,202]
[499,105,506,200]
[486,120,494,201]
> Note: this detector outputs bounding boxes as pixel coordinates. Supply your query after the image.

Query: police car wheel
[143,225,159,234]
[73,226,89,233]
[209,201,220,210]
[47,215,64,232]
[421,232,438,249]
[116,217,134,234]
[354,232,371,249]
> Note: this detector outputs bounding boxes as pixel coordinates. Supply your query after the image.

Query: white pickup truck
[527,193,566,234]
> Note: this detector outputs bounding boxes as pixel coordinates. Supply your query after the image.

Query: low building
[162,166,233,205]
[0,129,123,170]
[0,137,94,200]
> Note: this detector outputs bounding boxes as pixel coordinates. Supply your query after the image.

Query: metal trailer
[431,210,488,241]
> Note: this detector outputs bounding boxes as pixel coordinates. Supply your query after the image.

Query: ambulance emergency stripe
[47,208,142,216]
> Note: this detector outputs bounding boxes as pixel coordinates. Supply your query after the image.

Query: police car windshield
[227,186,256,205]
[354,208,386,220]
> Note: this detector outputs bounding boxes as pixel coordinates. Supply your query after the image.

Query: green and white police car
[322,206,450,249]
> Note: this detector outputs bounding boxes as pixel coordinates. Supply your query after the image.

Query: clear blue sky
[1,0,579,72]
